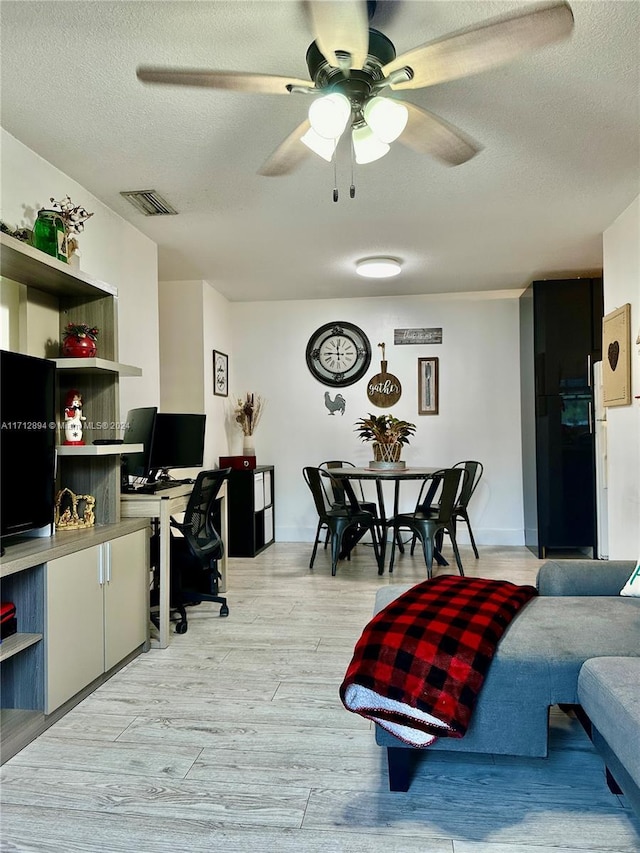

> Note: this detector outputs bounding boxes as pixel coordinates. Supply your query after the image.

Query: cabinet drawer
[254,472,265,511]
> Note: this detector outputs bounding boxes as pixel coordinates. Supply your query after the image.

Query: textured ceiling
[1,1,639,302]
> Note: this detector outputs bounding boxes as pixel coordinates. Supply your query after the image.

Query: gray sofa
[372,560,639,800]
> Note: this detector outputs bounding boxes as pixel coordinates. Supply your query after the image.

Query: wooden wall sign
[602,303,632,407]
[394,328,443,345]
[367,343,402,408]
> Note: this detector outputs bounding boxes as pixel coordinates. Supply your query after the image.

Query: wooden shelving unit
[0,232,149,763]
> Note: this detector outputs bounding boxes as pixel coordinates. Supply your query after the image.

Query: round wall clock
[305,321,372,387]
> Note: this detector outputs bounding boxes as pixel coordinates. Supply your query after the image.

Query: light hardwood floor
[2,542,639,852]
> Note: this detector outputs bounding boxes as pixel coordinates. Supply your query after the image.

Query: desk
[121,482,228,649]
[330,467,441,566]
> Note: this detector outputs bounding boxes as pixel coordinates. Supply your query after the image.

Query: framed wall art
[602,303,631,407]
[213,350,228,397]
[418,357,439,415]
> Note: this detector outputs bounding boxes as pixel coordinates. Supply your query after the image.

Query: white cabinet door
[45,546,103,714]
[104,529,148,671]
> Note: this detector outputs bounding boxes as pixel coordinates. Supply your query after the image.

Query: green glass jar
[32,210,68,262]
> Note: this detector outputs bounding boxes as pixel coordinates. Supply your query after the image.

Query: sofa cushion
[578,657,640,788]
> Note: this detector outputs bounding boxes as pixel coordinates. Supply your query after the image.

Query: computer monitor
[147,413,206,482]
[121,406,158,480]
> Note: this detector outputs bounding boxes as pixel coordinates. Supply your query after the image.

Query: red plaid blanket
[340,575,537,747]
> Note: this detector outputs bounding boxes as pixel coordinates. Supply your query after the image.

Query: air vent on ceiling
[120,190,178,216]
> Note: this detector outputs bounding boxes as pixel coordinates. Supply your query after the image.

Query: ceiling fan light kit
[363,96,409,144]
[352,124,390,164]
[136,0,574,179]
[308,92,351,139]
[356,257,402,279]
[300,127,338,162]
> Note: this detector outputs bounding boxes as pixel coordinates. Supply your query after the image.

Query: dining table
[329,466,447,569]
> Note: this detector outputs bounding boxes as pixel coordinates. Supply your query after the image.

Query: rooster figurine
[324,391,346,416]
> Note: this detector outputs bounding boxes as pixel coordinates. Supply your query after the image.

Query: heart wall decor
[608,340,620,371]
[602,303,631,407]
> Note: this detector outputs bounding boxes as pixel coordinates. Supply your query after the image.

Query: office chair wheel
[219,604,229,617]
[175,620,188,634]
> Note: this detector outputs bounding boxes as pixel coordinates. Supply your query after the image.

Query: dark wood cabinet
[226,466,274,557]
[520,278,603,558]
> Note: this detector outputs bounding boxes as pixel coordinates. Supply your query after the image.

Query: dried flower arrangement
[234,392,264,436]
[49,195,94,236]
[63,323,99,341]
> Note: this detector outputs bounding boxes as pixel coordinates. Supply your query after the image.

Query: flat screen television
[0,349,56,545]
[148,413,206,482]
[120,406,158,480]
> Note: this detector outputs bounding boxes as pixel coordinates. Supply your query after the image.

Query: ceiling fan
[136,0,574,176]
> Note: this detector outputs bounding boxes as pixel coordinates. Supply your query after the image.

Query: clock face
[305,322,371,387]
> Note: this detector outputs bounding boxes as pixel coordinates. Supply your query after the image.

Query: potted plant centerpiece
[354,413,416,469]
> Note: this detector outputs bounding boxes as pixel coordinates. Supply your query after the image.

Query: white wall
[230,292,525,545]
[603,195,640,559]
[0,129,160,419]
[158,279,233,469]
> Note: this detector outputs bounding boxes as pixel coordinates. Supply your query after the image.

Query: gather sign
[367,343,402,408]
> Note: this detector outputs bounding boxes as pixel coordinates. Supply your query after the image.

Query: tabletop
[329,466,442,480]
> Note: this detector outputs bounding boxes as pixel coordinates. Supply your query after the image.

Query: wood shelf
[1,231,148,764]
[0,233,116,297]
[0,633,42,663]
[53,358,142,377]
[56,443,142,457]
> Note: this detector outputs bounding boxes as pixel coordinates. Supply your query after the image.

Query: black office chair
[389,467,466,579]
[303,466,384,576]
[150,468,230,634]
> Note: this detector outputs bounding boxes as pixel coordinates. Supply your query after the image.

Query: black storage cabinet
[520,278,603,558]
[226,466,275,557]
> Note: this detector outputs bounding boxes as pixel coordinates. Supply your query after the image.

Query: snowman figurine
[63,389,86,446]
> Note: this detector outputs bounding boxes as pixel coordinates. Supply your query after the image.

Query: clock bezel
[305,321,372,388]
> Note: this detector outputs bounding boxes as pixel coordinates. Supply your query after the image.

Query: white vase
[243,434,256,457]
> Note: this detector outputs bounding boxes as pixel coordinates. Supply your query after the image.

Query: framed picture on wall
[602,303,631,407]
[418,357,439,415]
[213,350,228,397]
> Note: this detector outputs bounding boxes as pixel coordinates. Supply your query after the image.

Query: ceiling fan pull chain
[350,136,356,199]
[333,153,339,202]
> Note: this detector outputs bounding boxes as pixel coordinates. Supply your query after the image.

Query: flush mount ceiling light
[356,257,402,279]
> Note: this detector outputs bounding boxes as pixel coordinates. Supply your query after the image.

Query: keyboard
[124,479,191,495]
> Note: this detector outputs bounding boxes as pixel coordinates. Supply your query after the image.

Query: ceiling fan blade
[308,0,369,70]
[397,101,481,166]
[136,67,312,95]
[382,1,574,90]
[258,119,314,177]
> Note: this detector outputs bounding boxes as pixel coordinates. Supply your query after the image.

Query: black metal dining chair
[410,460,484,559]
[303,466,384,576]
[451,460,484,558]
[319,460,379,547]
[389,467,466,578]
